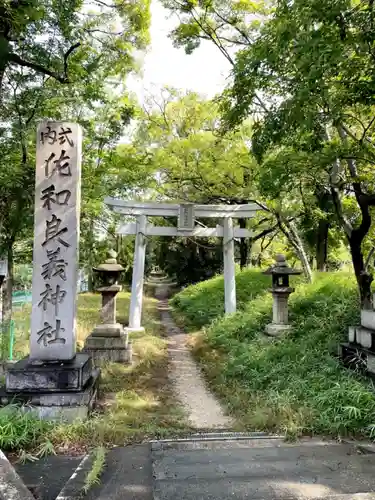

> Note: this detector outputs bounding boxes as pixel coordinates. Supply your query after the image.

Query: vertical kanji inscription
[30,122,82,361]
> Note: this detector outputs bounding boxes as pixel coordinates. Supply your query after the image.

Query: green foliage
[13,264,32,290]
[0,0,151,312]
[156,236,224,287]
[0,405,51,452]
[171,268,271,328]
[173,270,375,437]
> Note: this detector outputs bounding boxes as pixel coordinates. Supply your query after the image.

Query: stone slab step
[151,437,340,452]
[153,453,375,481]
[154,486,375,500]
[152,439,375,500]
[152,441,360,462]
[153,475,375,500]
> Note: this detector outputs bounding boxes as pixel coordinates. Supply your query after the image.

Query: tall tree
[0,0,151,322]
[0,0,150,94]
[220,0,375,307]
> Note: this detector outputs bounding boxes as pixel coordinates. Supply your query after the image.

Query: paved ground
[14,455,82,500]
[151,435,375,500]
[155,286,233,430]
[10,287,375,499]
[86,445,152,500]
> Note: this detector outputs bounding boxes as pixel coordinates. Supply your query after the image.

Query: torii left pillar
[126,215,146,333]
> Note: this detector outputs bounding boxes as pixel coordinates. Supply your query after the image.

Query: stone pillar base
[84,333,132,365]
[6,353,93,393]
[124,326,145,335]
[1,360,100,422]
[339,319,375,379]
[265,323,292,337]
[92,323,123,337]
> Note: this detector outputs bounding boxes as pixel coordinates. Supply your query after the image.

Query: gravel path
[155,285,233,430]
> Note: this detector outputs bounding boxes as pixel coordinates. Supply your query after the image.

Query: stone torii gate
[105,198,260,331]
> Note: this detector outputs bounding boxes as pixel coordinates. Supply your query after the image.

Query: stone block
[84,334,128,349]
[123,326,145,335]
[0,449,35,500]
[265,323,291,337]
[5,353,92,393]
[88,346,132,365]
[361,309,375,330]
[91,323,123,337]
[368,354,375,375]
[356,327,375,350]
[84,334,132,365]
[31,122,82,362]
[0,369,100,423]
[348,326,358,343]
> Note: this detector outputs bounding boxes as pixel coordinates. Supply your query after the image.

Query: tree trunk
[86,217,95,292]
[349,235,373,309]
[238,218,250,269]
[282,218,313,282]
[1,245,13,358]
[316,219,329,271]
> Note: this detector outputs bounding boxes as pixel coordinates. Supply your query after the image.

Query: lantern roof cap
[263,254,302,276]
[93,250,124,273]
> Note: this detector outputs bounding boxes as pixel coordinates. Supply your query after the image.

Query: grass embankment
[172,269,375,438]
[2,293,187,456]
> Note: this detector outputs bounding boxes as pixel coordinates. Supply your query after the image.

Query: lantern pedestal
[263,255,301,338]
[84,254,132,365]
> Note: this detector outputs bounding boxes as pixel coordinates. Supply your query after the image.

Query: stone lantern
[84,251,132,364]
[263,254,301,336]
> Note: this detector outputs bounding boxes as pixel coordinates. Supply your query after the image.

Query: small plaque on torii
[178,204,195,231]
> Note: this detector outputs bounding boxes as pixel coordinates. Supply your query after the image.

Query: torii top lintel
[104,198,260,219]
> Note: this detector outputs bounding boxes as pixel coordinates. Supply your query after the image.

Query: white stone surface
[361,309,375,330]
[265,323,291,337]
[348,326,357,343]
[223,217,236,314]
[368,355,375,374]
[129,215,147,329]
[118,222,253,238]
[30,122,82,361]
[357,327,373,349]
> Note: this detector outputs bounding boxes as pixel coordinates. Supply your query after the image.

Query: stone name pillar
[84,252,132,364]
[263,254,301,337]
[4,122,99,421]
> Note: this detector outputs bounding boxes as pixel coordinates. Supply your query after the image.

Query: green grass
[171,268,278,329]
[83,446,106,493]
[172,269,375,438]
[4,293,189,455]
[0,404,51,452]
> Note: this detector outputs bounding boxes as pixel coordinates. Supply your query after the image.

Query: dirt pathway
[155,285,233,430]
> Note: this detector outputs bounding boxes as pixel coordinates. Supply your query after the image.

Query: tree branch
[8,43,81,83]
